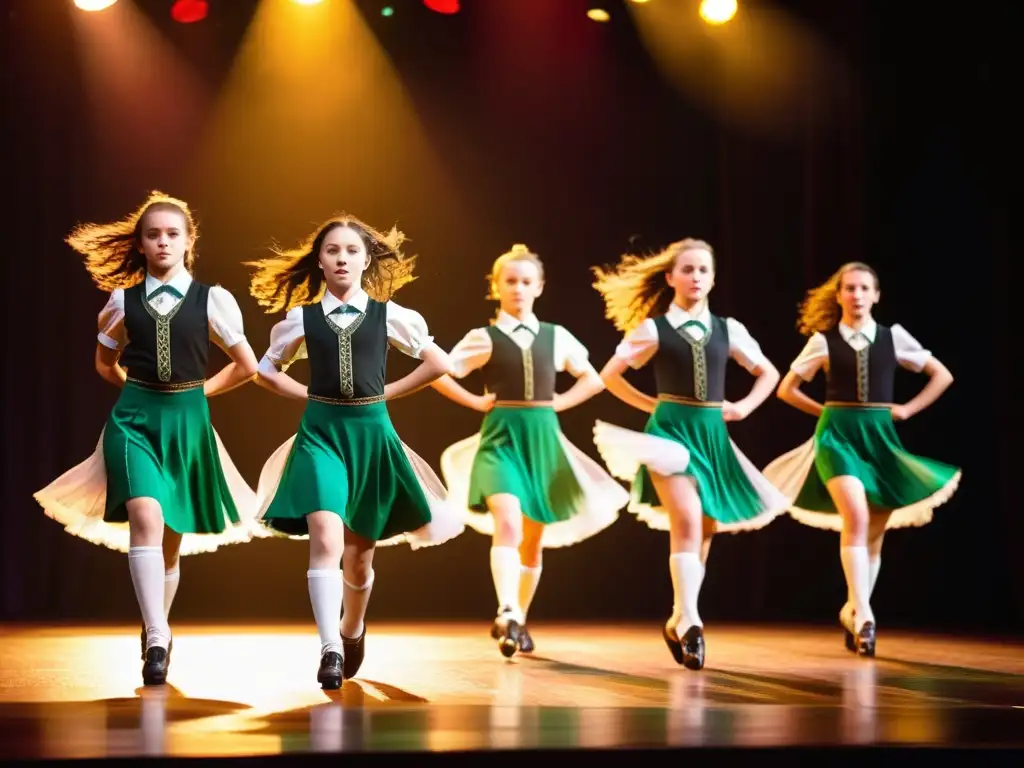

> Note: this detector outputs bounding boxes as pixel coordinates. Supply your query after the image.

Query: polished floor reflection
[1,622,1022,759]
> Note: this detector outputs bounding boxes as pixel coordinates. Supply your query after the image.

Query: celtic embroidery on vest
[325,311,366,398]
[676,323,712,401]
[522,346,535,401]
[142,293,187,382]
[856,345,870,403]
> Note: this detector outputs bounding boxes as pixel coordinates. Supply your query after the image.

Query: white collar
[665,302,711,330]
[321,289,369,315]
[145,270,192,297]
[838,320,877,343]
[494,310,539,334]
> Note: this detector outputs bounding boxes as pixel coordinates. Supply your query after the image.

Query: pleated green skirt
[102,381,241,534]
[261,399,434,540]
[634,401,773,525]
[793,405,961,513]
[468,405,584,524]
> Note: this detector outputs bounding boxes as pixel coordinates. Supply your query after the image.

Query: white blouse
[789,321,932,381]
[613,303,769,374]
[97,271,247,353]
[448,310,597,379]
[257,289,434,375]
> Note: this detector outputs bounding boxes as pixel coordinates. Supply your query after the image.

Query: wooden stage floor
[1,622,1022,762]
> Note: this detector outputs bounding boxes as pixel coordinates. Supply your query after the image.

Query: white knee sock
[490,546,523,622]
[164,567,180,619]
[340,570,374,640]
[669,552,704,633]
[840,546,875,630]
[519,565,542,622]
[307,569,343,655]
[129,547,170,648]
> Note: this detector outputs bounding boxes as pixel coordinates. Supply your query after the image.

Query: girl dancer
[432,244,628,658]
[591,238,788,671]
[34,191,262,686]
[247,215,464,690]
[764,261,960,656]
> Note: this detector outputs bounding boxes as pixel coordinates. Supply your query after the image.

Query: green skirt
[767,405,961,530]
[102,381,242,534]
[593,402,787,532]
[467,405,584,525]
[258,399,442,542]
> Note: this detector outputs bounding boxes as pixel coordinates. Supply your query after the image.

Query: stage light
[423,0,459,14]
[630,0,651,4]
[171,0,208,23]
[587,8,611,22]
[293,0,324,6]
[74,0,118,10]
[381,6,394,16]
[699,0,737,25]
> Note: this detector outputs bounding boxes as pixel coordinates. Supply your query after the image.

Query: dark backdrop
[2,0,1016,634]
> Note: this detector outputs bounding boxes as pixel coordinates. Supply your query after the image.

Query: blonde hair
[66,190,198,292]
[591,238,714,333]
[796,261,879,336]
[246,215,417,313]
[486,243,545,300]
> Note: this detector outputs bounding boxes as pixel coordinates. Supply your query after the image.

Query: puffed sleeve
[207,285,248,350]
[890,324,932,372]
[448,327,493,379]
[789,333,828,381]
[257,306,306,375]
[613,318,659,370]
[385,301,434,359]
[554,325,598,377]
[724,318,771,374]
[97,289,126,350]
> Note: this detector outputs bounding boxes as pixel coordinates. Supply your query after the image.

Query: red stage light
[171,0,208,24]
[423,0,460,14]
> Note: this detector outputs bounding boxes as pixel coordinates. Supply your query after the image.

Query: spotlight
[382,6,394,16]
[587,8,611,22]
[293,0,325,6]
[171,0,208,23]
[73,0,118,10]
[699,0,737,25]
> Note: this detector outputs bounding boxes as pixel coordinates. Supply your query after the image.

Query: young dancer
[764,261,960,656]
[247,214,464,690]
[431,244,628,657]
[33,191,262,686]
[590,238,788,671]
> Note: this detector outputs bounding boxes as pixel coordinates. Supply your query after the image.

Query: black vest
[480,323,557,401]
[121,280,210,384]
[304,299,388,400]
[652,314,730,402]
[824,325,897,403]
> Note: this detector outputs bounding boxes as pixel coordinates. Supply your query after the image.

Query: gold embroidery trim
[308,393,385,406]
[522,346,535,401]
[325,311,367,399]
[657,393,723,407]
[142,292,187,383]
[127,377,204,392]
[494,400,553,408]
[855,345,870,403]
[824,401,891,409]
[675,322,713,401]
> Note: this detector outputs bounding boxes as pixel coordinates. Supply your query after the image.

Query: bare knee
[487,495,523,547]
[828,477,870,545]
[307,511,345,568]
[127,498,164,546]
[343,530,376,586]
[651,473,703,552]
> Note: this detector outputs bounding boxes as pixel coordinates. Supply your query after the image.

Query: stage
[1,622,1021,762]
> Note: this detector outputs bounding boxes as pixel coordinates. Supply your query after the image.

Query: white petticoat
[32,427,267,556]
[762,437,963,531]
[255,435,465,549]
[592,420,789,533]
[439,432,628,548]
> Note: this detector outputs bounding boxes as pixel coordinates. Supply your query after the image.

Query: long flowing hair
[591,238,714,333]
[65,191,198,292]
[796,261,879,336]
[246,215,417,313]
